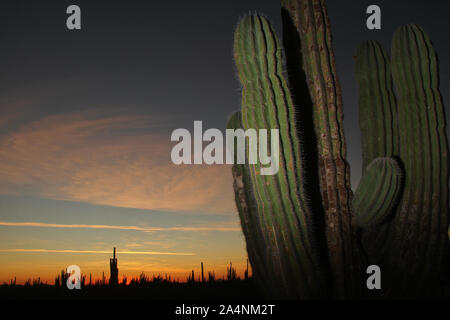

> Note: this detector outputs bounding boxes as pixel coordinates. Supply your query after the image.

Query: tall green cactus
[230,0,448,299]
[355,25,449,297]
[232,15,327,299]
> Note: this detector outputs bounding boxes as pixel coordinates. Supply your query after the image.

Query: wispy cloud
[0,110,235,214]
[0,221,240,232]
[0,249,195,256]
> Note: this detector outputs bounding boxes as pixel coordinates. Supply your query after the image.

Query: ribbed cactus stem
[281,0,363,297]
[233,14,327,298]
[355,41,399,170]
[227,112,271,292]
[388,24,449,292]
[356,23,449,297]
[353,158,403,229]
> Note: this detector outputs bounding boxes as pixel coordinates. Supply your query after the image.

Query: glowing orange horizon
[0,263,252,285]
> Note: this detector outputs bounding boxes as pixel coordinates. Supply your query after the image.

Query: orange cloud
[0,249,195,256]
[0,221,240,232]
[0,110,236,215]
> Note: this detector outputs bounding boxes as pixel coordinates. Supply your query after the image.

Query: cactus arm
[353,158,403,229]
[355,41,399,170]
[354,39,401,265]
[233,14,327,298]
[234,18,286,294]
[389,24,449,290]
[227,112,272,294]
[235,16,293,296]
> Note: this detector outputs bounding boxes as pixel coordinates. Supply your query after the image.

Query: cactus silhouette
[230,0,448,299]
[109,247,119,286]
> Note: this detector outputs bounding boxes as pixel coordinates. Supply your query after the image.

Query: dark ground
[0,279,262,300]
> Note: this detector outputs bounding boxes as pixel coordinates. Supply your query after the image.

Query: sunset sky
[0,0,449,284]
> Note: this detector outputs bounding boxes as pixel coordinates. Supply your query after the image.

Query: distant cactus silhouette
[201,262,205,283]
[244,259,249,280]
[55,269,69,288]
[81,274,86,287]
[226,262,237,281]
[121,275,127,286]
[188,270,195,284]
[230,0,448,299]
[207,271,215,283]
[109,247,119,286]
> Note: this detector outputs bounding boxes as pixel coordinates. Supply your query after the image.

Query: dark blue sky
[1,0,448,184]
